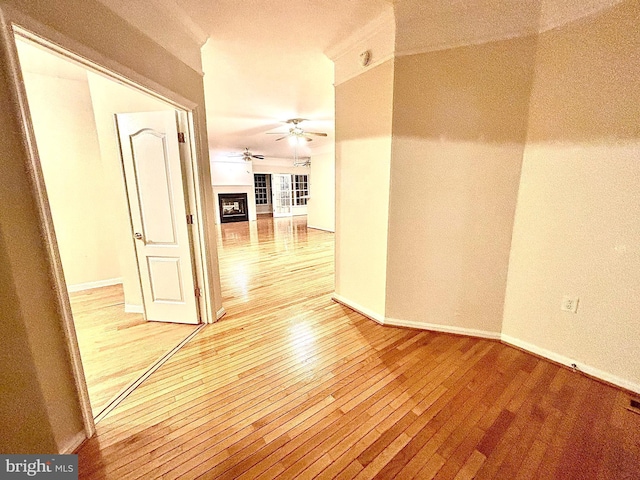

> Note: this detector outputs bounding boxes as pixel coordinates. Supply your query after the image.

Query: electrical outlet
[561,296,579,313]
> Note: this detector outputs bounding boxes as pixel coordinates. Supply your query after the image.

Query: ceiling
[174,0,393,161]
[96,0,621,163]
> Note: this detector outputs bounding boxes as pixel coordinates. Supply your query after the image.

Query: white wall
[211,159,254,186]
[254,157,311,172]
[212,187,257,224]
[334,60,394,321]
[383,35,535,337]
[307,151,335,232]
[330,12,395,321]
[17,41,122,290]
[211,156,313,222]
[17,40,174,310]
[210,156,256,223]
[86,71,175,308]
[329,0,640,394]
[502,0,640,393]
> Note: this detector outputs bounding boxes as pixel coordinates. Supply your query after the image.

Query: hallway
[76,217,640,479]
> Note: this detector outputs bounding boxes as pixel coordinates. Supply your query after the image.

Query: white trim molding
[501,334,640,395]
[307,224,335,233]
[385,317,501,340]
[332,294,501,340]
[66,277,123,293]
[325,9,395,61]
[333,54,395,87]
[331,294,385,325]
[325,8,396,87]
[216,306,227,321]
[124,303,144,314]
[393,0,625,60]
[332,295,639,395]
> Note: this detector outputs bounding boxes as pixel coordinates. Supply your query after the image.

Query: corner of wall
[500,0,640,394]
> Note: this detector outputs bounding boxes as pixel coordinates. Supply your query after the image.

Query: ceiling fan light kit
[267,118,328,143]
[265,118,328,164]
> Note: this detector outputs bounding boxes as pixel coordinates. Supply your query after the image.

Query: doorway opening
[252,172,309,218]
[14,33,207,422]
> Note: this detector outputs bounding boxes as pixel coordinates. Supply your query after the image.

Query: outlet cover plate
[561,295,579,313]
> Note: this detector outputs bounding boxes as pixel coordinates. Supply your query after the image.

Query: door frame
[5,21,218,441]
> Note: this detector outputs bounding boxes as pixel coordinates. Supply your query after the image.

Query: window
[294,174,308,206]
[254,174,269,205]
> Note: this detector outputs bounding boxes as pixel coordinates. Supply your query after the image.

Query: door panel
[147,257,184,302]
[131,130,178,244]
[116,111,199,324]
[271,173,292,217]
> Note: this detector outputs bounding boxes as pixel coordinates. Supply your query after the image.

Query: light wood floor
[70,284,199,416]
[77,216,640,479]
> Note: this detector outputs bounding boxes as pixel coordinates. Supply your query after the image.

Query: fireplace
[218,193,249,223]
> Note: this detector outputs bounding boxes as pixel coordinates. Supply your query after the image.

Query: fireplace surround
[218,193,249,223]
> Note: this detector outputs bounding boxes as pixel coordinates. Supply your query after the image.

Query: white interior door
[271,173,292,217]
[116,111,199,324]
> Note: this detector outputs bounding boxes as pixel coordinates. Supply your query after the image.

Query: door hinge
[195,287,201,298]
[186,214,194,225]
[178,132,186,143]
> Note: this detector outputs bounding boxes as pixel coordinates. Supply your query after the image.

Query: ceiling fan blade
[301,136,313,142]
[252,155,265,160]
[274,136,288,141]
[304,132,328,137]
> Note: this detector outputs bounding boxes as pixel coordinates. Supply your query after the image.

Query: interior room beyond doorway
[211,154,311,224]
[15,37,201,420]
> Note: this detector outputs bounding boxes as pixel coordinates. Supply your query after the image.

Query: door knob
[134,232,143,240]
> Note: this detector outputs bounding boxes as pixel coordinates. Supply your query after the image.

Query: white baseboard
[385,316,502,340]
[307,224,335,233]
[124,304,144,314]
[332,294,501,340]
[331,294,385,324]
[67,277,122,293]
[331,293,640,394]
[59,430,87,454]
[216,307,227,321]
[501,334,640,395]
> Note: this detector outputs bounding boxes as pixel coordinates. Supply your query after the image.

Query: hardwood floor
[76,216,640,479]
[70,284,200,417]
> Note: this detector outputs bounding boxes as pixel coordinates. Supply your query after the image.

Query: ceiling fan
[267,118,328,142]
[293,157,311,167]
[228,147,265,162]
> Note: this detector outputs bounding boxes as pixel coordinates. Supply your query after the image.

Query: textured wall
[503,0,640,391]
[384,35,536,335]
[334,60,394,319]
